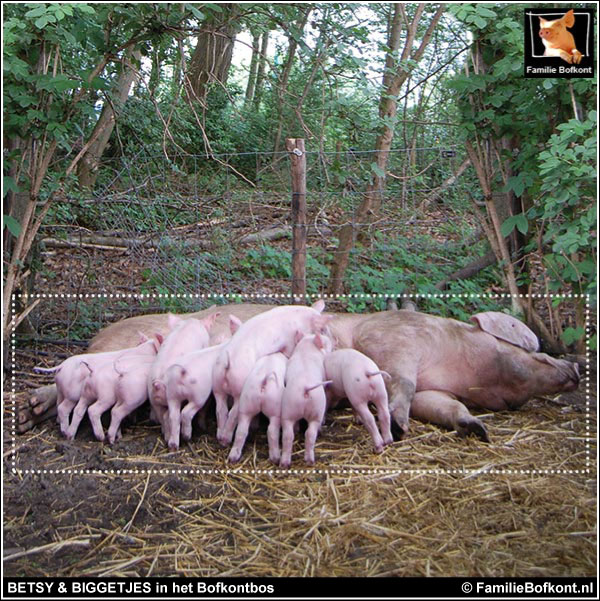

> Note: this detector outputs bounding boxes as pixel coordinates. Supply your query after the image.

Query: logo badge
[524,8,595,78]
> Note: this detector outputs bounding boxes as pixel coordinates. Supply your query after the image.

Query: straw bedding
[3,387,596,577]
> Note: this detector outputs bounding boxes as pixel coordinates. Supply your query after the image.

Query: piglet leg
[266,415,281,464]
[219,400,240,447]
[56,392,76,437]
[228,412,253,464]
[108,397,145,444]
[280,419,295,468]
[87,393,116,442]
[180,402,200,441]
[372,395,393,446]
[167,401,183,450]
[303,420,321,465]
[65,396,93,440]
[350,400,384,453]
[214,390,230,445]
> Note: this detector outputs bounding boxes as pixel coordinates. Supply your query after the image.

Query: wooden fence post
[286,138,307,301]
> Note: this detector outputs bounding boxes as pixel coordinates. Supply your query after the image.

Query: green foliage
[530,112,596,295]
[342,233,504,319]
[241,247,292,280]
[3,215,22,238]
[447,3,596,331]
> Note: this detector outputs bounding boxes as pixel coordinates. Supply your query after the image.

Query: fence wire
[30,143,486,341]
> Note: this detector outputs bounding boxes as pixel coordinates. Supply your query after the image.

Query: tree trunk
[77,47,142,189]
[328,4,445,294]
[273,7,313,154]
[252,31,269,110]
[244,33,260,107]
[187,3,240,103]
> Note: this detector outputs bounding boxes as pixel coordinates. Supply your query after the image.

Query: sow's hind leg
[410,390,489,442]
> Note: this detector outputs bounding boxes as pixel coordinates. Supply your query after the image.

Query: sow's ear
[470,311,539,352]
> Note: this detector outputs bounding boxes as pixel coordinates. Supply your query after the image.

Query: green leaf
[3,215,22,237]
[52,76,79,92]
[561,327,585,346]
[76,4,96,14]
[500,214,528,237]
[34,15,49,29]
[542,79,553,90]
[3,176,19,195]
[91,76,110,90]
[25,6,48,18]
[477,7,497,17]
[185,4,205,20]
[473,16,487,29]
[500,215,518,237]
[370,162,386,178]
[514,213,528,235]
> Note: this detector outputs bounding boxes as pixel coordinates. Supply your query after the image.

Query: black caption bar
[3,577,597,599]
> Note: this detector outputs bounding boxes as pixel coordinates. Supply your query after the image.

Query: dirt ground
[3,375,596,577]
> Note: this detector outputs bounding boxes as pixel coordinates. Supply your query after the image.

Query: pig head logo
[538,9,583,64]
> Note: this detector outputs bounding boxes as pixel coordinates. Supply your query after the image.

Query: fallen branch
[237,225,291,244]
[435,250,496,290]
[41,225,296,251]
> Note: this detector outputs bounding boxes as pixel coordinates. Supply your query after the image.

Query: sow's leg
[410,390,489,442]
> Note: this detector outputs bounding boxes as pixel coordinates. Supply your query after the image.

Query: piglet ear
[229,315,243,334]
[470,312,539,352]
[313,313,333,334]
[138,331,150,344]
[311,299,325,313]
[294,329,304,345]
[563,9,575,27]
[155,333,164,346]
[202,311,220,331]
[313,333,324,350]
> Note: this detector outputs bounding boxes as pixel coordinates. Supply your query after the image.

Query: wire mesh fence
[22,140,502,347]
[37,143,475,293]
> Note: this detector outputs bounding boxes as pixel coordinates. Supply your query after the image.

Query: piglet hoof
[216,430,232,447]
[167,440,179,451]
[227,452,241,464]
[457,418,489,443]
[269,453,281,465]
[279,458,291,469]
[383,435,394,446]
[304,455,315,466]
[373,444,384,454]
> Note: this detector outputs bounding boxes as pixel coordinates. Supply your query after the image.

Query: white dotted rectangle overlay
[8,293,594,477]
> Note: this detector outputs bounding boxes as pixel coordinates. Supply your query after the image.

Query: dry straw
[4,393,596,577]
